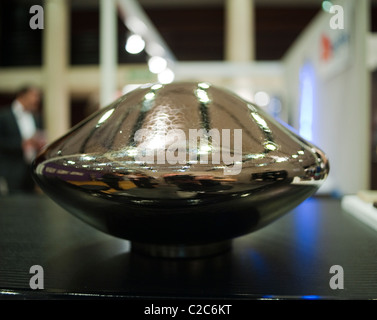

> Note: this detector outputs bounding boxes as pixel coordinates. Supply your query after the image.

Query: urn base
[130,240,232,258]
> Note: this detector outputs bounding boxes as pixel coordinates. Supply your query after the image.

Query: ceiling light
[125,34,145,54]
[158,68,175,84]
[148,56,168,74]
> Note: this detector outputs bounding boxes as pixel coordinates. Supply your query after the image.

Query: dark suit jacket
[0,106,41,193]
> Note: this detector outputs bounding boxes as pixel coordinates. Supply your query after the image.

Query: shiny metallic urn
[32,82,329,258]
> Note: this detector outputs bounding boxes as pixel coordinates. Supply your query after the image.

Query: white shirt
[11,100,37,163]
[11,100,37,141]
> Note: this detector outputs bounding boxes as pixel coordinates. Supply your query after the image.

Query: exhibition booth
[1,0,377,301]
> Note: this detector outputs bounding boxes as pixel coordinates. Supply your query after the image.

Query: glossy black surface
[1,195,377,300]
[31,82,329,253]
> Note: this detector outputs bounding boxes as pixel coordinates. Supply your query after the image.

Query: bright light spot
[246,153,265,160]
[82,155,94,161]
[126,147,138,157]
[254,91,270,107]
[264,142,277,151]
[251,112,271,133]
[273,156,288,163]
[195,89,211,104]
[148,56,168,74]
[158,68,175,84]
[322,1,333,12]
[198,145,212,155]
[144,92,155,101]
[302,295,320,300]
[198,82,210,89]
[151,84,163,90]
[125,34,145,54]
[98,108,115,125]
[0,290,19,296]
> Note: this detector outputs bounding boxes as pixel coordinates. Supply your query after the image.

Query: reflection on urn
[32,82,329,258]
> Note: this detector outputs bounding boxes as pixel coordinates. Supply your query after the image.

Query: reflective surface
[32,82,329,257]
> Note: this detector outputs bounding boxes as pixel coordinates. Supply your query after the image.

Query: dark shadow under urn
[32,82,329,258]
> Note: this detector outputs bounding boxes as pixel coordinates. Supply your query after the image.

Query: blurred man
[0,86,46,194]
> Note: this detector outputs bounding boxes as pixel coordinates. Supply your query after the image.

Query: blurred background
[0,0,376,196]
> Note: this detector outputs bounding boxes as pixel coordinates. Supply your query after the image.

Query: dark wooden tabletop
[1,194,377,300]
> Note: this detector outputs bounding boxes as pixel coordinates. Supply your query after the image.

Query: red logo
[321,34,332,61]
